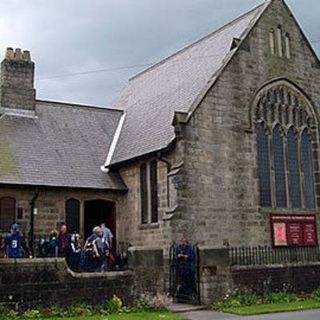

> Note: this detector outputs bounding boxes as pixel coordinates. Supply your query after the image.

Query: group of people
[1,222,128,273]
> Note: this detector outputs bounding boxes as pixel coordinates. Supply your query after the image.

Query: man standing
[5,224,28,258]
[101,223,113,249]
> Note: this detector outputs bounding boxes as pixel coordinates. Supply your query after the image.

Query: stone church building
[0,0,320,254]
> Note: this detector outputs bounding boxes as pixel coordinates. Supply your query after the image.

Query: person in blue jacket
[5,224,28,258]
[175,237,196,302]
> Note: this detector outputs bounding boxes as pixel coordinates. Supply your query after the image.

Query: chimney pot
[14,48,22,60]
[22,50,31,62]
[5,48,14,59]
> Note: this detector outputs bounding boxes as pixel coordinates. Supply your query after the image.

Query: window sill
[259,207,320,215]
[138,223,160,230]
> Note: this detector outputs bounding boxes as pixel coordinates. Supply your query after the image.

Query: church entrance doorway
[84,200,116,249]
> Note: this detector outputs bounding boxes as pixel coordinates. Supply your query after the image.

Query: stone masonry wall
[0,258,135,310]
[0,187,122,240]
[172,0,320,247]
[0,247,164,310]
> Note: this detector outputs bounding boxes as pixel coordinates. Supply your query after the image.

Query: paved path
[181,309,320,320]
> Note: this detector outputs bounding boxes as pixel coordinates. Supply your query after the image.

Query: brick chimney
[0,48,36,111]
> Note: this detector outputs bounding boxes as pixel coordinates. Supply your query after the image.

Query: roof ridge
[129,1,266,82]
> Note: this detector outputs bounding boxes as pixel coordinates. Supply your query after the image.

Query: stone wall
[198,248,320,305]
[232,263,320,295]
[0,258,134,310]
[171,0,320,248]
[0,247,164,310]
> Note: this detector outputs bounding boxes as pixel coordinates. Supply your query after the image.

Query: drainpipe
[158,153,172,208]
[29,190,39,257]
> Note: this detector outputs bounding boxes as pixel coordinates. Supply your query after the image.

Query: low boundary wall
[198,247,320,305]
[0,247,164,310]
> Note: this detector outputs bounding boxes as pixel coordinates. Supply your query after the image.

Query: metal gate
[169,243,200,304]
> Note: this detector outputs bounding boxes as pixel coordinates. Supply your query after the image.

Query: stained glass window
[301,129,316,208]
[287,127,302,208]
[273,126,287,207]
[257,123,272,207]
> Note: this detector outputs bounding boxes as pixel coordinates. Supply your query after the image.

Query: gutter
[101,112,126,173]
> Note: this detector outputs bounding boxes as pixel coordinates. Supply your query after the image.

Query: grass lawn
[222,299,320,316]
[48,311,186,320]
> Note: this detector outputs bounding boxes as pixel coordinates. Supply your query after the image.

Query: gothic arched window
[255,85,317,209]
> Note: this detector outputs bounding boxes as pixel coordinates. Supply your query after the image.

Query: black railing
[229,245,320,266]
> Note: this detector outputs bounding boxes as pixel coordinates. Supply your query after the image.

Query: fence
[0,234,131,261]
[229,245,320,266]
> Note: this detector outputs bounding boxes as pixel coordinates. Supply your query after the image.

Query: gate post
[198,247,232,305]
[128,247,164,297]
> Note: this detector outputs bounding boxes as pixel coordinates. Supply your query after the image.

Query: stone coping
[231,261,320,270]
[0,258,133,279]
[128,246,163,252]
[0,257,64,264]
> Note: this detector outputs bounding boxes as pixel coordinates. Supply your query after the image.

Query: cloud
[0,0,317,106]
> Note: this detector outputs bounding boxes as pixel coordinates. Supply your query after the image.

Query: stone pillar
[0,48,36,110]
[199,247,232,305]
[128,247,164,297]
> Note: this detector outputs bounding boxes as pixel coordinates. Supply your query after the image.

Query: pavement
[180,309,320,320]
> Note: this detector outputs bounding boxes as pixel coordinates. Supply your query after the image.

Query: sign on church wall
[271,215,318,247]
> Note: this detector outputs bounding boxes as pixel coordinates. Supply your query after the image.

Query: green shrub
[21,309,42,319]
[213,293,261,310]
[264,292,297,304]
[312,288,320,301]
[102,294,123,314]
[0,307,18,320]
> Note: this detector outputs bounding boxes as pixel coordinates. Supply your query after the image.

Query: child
[5,224,28,258]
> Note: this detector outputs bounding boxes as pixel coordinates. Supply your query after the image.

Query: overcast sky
[0,0,318,107]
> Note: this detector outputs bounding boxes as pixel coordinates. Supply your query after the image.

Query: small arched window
[269,30,276,55]
[285,33,291,59]
[65,199,80,233]
[0,197,16,231]
[277,27,283,57]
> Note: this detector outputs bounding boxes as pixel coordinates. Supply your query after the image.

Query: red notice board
[271,215,318,247]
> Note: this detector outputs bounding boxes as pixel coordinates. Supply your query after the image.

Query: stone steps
[168,303,207,313]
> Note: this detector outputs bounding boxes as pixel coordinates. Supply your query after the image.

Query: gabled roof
[0,101,126,190]
[106,0,271,167]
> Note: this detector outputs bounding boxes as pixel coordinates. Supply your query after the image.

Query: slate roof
[107,1,270,166]
[0,101,126,190]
